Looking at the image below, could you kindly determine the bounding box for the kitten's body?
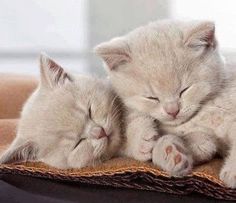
[119,109,158,161]
[162,72,235,147]
[154,62,236,187]
[0,54,157,169]
[95,20,236,188]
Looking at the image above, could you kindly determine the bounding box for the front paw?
[152,135,193,176]
[133,133,158,162]
[184,132,217,163]
[220,165,236,188]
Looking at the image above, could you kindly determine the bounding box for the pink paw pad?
[165,145,173,155]
[174,154,182,165]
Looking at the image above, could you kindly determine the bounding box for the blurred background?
[1,0,236,76]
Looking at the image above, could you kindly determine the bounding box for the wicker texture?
[0,158,235,200]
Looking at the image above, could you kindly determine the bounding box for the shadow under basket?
[0,157,235,200]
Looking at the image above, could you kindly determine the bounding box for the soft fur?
[95,20,236,188]
[0,54,124,169]
[0,54,157,169]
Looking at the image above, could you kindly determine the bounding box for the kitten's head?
[0,54,123,169]
[95,20,224,126]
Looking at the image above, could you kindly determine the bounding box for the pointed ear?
[94,38,131,70]
[39,53,73,89]
[183,21,216,49]
[0,141,38,164]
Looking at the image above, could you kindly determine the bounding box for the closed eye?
[180,86,190,97]
[146,96,160,102]
[88,106,92,119]
[73,138,86,149]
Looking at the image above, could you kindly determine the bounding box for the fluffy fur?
[0,54,157,169]
[0,54,123,169]
[95,20,236,188]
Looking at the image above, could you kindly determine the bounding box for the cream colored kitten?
[119,109,158,162]
[0,54,157,168]
[95,20,236,188]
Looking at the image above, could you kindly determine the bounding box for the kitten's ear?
[94,38,131,70]
[0,141,38,164]
[183,21,216,48]
[39,53,73,89]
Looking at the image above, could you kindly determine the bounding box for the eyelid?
[146,96,160,102]
[180,86,190,97]
[88,106,92,119]
[73,138,86,149]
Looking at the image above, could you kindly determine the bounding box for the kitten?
[0,54,157,169]
[95,20,236,188]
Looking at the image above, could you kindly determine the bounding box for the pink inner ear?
[202,29,215,47]
[184,22,216,48]
[49,60,63,82]
[95,39,131,70]
[48,59,72,84]
[48,60,60,72]
[103,53,131,70]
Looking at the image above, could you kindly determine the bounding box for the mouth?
[170,116,177,120]
[103,126,113,138]
[162,117,182,126]
[107,132,113,140]
[165,116,178,122]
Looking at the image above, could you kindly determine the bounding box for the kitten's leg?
[120,112,159,161]
[219,124,236,188]
[219,141,236,188]
[152,134,193,176]
[182,132,218,164]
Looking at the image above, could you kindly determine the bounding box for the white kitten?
[0,54,157,169]
[0,54,123,169]
[95,20,236,188]
[119,109,159,162]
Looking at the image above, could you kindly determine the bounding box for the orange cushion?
[0,73,38,119]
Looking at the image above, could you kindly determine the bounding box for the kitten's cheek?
[91,138,108,157]
[67,142,94,168]
[151,107,167,121]
[151,112,160,120]
[177,105,197,123]
[125,99,154,114]
[185,85,210,104]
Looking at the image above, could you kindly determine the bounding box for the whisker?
[111,109,123,122]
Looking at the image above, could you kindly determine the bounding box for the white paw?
[220,165,236,188]
[184,132,217,163]
[152,135,193,176]
[133,133,158,162]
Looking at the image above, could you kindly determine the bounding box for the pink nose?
[97,128,107,139]
[164,102,180,118]
[166,109,179,117]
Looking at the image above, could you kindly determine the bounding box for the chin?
[162,119,184,126]
[156,114,194,126]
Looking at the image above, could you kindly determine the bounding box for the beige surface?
[0,73,38,119]
[0,74,37,156]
